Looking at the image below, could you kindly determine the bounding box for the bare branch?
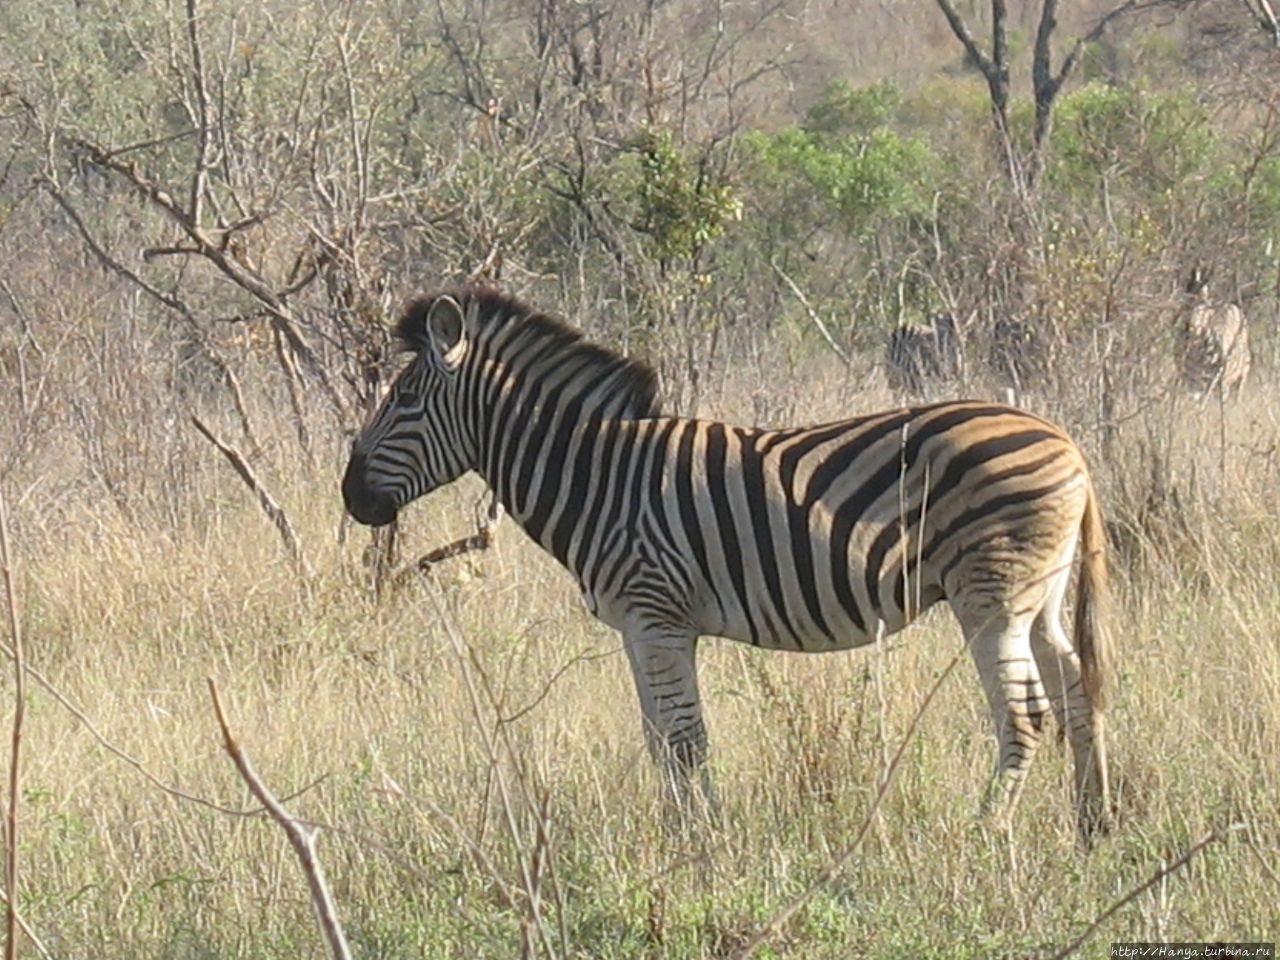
[68,136,321,369]
[40,175,265,452]
[208,680,351,960]
[1052,1,1148,101]
[1045,824,1244,959]
[992,0,1010,80]
[184,0,215,224]
[933,0,995,75]
[39,175,197,321]
[1242,0,1280,44]
[189,414,311,577]
[0,490,26,960]
[498,648,619,726]
[141,244,203,261]
[770,259,850,363]
[0,889,50,960]
[934,0,1015,177]
[1030,0,1154,178]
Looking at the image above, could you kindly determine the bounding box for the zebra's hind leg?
[961,607,1049,835]
[621,625,718,824]
[1030,573,1113,845]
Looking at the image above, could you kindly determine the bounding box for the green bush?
[802,79,901,137]
[1049,82,1214,210]
[744,111,939,241]
[605,130,742,265]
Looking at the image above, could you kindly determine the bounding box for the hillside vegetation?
[0,0,1278,957]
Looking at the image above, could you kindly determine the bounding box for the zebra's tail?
[1073,479,1112,712]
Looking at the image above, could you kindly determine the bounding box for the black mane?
[396,286,662,418]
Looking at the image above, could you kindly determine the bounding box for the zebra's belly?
[691,580,946,653]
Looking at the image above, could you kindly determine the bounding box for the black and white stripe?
[343,288,1114,840]
[884,312,963,399]
[1177,270,1250,401]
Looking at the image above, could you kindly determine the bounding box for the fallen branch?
[207,679,351,960]
[190,414,310,578]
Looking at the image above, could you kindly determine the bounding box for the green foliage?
[745,101,939,241]
[803,79,901,136]
[608,130,742,264]
[1239,153,1280,246]
[1049,82,1214,205]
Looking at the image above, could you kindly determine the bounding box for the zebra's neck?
[462,311,660,559]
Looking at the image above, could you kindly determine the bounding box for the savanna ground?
[3,0,1280,956]
[5,359,1279,959]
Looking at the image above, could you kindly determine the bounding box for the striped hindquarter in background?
[884,311,962,400]
[1178,301,1250,401]
[1176,268,1251,401]
[342,288,1114,841]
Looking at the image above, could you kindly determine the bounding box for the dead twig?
[0,489,26,960]
[769,259,850,363]
[498,647,620,726]
[0,889,50,960]
[387,496,503,590]
[1241,0,1280,44]
[1044,824,1244,960]
[729,643,965,960]
[190,414,310,578]
[207,680,351,960]
[0,633,324,817]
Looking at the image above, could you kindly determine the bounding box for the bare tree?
[933,0,1160,191]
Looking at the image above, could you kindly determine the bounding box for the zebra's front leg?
[622,625,718,822]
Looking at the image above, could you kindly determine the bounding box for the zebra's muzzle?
[342,453,398,527]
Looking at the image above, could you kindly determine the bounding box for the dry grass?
[2,368,1279,960]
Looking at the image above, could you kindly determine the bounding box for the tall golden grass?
[2,365,1278,959]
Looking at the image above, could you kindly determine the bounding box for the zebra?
[1176,269,1250,402]
[988,316,1043,399]
[884,312,962,399]
[342,288,1114,841]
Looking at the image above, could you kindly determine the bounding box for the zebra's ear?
[426,295,467,371]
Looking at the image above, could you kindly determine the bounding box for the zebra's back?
[585,401,1090,652]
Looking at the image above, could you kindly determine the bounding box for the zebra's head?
[342,293,476,527]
